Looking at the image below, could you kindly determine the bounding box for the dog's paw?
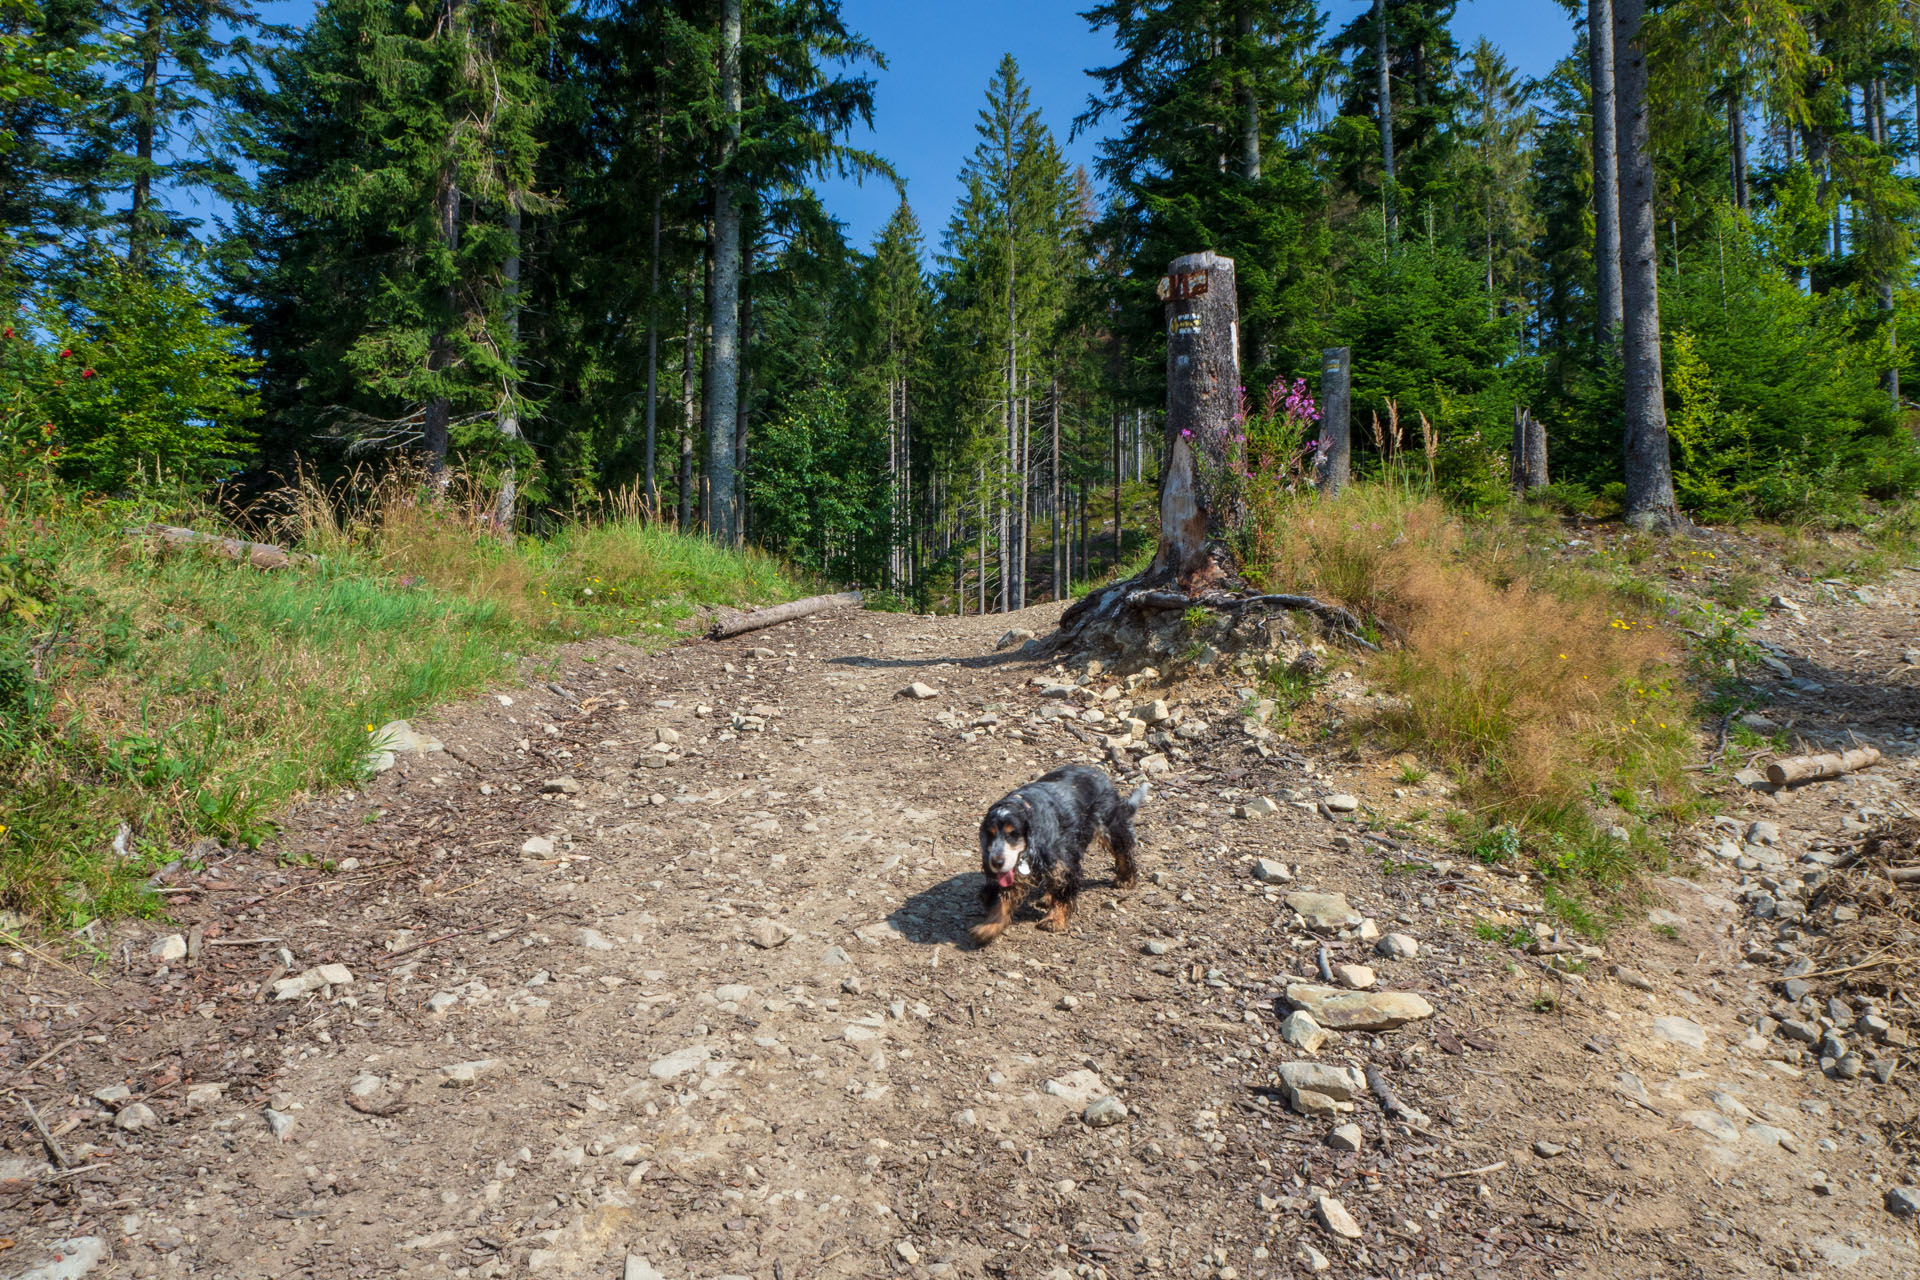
[1035,910,1070,933]
[968,921,1005,947]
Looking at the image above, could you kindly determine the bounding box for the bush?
[2,250,257,491]
[1661,210,1920,518]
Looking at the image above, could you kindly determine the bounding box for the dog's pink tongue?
[996,871,1017,888]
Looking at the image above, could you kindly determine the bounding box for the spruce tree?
[244,0,550,477]
[1079,0,1330,389]
[0,0,108,283]
[95,0,276,269]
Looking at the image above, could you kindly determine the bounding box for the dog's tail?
[1123,781,1149,816]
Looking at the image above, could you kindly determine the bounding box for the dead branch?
[21,1096,72,1169]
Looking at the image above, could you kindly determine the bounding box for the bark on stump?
[1317,347,1351,496]
[1510,408,1548,494]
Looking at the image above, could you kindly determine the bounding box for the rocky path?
[4,577,1919,1280]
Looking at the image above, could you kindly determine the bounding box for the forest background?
[4,0,1919,611]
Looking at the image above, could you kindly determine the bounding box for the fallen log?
[136,524,312,570]
[1765,746,1881,788]
[708,590,863,640]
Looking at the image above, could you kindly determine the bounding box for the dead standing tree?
[1051,250,1370,665]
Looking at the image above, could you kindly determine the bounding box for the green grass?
[1,473,806,927]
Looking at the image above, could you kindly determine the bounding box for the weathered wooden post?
[1317,347,1351,495]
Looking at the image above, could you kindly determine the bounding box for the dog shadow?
[887,874,987,946]
[889,873,1120,946]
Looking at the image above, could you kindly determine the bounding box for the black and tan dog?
[970,764,1146,946]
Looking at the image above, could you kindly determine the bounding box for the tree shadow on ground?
[826,648,1039,672]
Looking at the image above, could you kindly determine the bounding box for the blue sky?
[815,0,1579,252]
[241,1,1577,251]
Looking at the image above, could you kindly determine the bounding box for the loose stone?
[1327,1123,1363,1152]
[1315,1195,1363,1239]
[1376,932,1419,960]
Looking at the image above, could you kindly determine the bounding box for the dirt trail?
[4,574,1919,1280]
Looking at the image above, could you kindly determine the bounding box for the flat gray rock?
[1327,1123,1363,1152]
[1376,932,1418,959]
[1276,1061,1366,1101]
[440,1058,504,1085]
[1680,1109,1741,1144]
[1285,984,1434,1031]
[1285,892,1360,930]
[648,1045,712,1080]
[1649,1015,1710,1051]
[1279,1010,1329,1053]
[1316,1195,1363,1239]
[11,1237,107,1280]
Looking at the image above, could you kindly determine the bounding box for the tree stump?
[1511,408,1549,494]
[1316,347,1351,495]
[1051,252,1371,670]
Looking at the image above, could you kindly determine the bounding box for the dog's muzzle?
[987,837,1026,888]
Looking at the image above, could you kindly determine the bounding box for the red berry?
[81,368,95,378]
[2,326,13,338]
[57,348,71,358]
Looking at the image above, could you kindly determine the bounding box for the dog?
[970,764,1146,946]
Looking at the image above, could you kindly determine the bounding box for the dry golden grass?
[1244,485,1696,918]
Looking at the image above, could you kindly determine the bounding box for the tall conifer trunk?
[734,221,753,547]
[129,2,162,269]
[679,270,698,531]
[1612,0,1680,531]
[1375,0,1395,233]
[705,0,744,545]
[1588,0,1623,342]
[1237,5,1260,180]
[643,130,663,515]
[1728,82,1748,211]
[1051,378,1062,600]
[494,197,523,532]
[422,0,469,474]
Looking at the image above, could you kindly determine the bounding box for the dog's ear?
[1026,799,1059,860]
